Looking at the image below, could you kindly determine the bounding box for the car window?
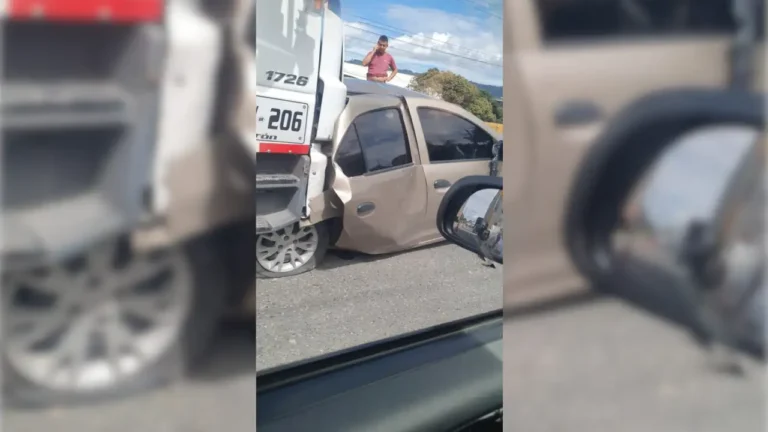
[335,124,367,178]
[418,108,494,163]
[335,108,412,176]
[537,0,736,43]
[354,108,412,173]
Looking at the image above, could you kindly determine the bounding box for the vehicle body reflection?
[439,176,503,265]
[613,124,764,355]
[453,188,503,263]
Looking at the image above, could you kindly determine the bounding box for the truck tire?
[2,234,227,408]
[256,222,329,279]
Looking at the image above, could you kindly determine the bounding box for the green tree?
[441,73,478,107]
[408,68,444,96]
[466,96,496,123]
[491,100,503,123]
[479,90,494,100]
[409,69,499,122]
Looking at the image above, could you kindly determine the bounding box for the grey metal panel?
[2,22,165,263]
[255,154,311,234]
[3,193,129,271]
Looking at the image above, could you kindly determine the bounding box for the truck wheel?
[256,222,329,279]
[2,235,226,408]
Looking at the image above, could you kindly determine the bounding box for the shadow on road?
[317,241,454,271]
[505,289,602,320]
[504,257,763,360]
[504,272,699,334]
[189,319,255,382]
[504,260,700,332]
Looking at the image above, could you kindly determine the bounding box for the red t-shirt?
[367,52,396,78]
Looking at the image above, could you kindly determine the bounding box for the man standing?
[363,35,398,83]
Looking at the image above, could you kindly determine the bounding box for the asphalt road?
[504,267,765,432]
[3,323,257,432]
[5,242,762,431]
[256,242,503,370]
[505,291,764,432]
[258,243,763,431]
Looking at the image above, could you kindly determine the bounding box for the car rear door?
[330,96,433,254]
[505,0,758,287]
[405,98,503,242]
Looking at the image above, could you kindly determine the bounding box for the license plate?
[256,96,309,145]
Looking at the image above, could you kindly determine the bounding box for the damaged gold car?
[256,79,503,278]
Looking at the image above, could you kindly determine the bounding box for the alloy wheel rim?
[256,225,319,273]
[3,239,192,392]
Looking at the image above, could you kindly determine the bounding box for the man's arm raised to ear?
[362,45,377,66]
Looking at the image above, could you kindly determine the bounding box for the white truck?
[254,0,346,255]
[2,0,257,406]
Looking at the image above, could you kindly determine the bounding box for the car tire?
[2,234,228,409]
[256,222,329,279]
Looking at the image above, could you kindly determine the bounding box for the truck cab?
[1,0,257,407]
[255,0,347,234]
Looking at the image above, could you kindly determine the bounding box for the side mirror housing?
[436,176,503,264]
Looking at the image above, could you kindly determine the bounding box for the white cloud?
[344,5,502,86]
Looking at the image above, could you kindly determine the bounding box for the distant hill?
[473,82,502,99]
[347,58,501,98]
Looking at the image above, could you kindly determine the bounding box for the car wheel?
[256,222,329,279]
[2,235,226,408]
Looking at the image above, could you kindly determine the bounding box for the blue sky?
[341,0,502,85]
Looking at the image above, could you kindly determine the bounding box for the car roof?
[343,77,501,141]
[344,77,435,100]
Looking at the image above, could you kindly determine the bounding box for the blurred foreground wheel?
[3,235,226,408]
[256,222,329,279]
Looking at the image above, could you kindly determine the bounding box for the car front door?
[505,0,759,291]
[330,96,432,254]
[405,98,503,243]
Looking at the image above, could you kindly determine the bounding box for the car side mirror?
[563,89,764,359]
[436,176,503,264]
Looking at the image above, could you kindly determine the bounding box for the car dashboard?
[257,310,503,432]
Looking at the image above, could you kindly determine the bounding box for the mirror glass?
[613,125,764,352]
[453,188,503,263]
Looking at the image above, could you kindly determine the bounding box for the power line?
[345,35,503,87]
[345,35,424,57]
[344,12,500,59]
[345,35,461,70]
[457,0,502,19]
[346,28,501,68]
[345,25,502,68]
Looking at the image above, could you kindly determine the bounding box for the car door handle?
[554,100,603,126]
[434,179,451,189]
[357,202,375,215]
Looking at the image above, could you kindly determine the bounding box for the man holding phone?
[362,35,398,83]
